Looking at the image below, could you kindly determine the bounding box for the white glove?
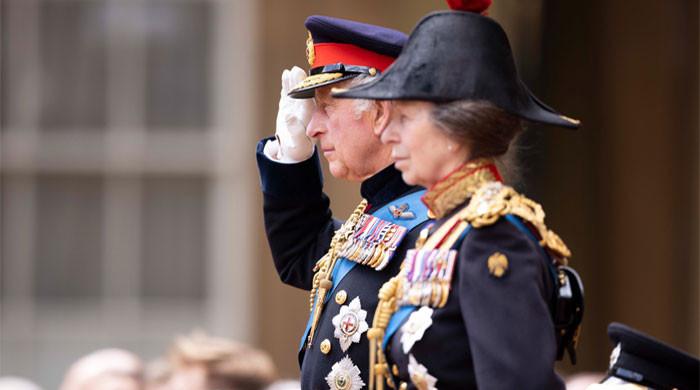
[263,66,315,163]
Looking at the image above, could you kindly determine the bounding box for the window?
[1,1,254,386]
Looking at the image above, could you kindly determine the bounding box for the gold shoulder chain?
[306,199,368,348]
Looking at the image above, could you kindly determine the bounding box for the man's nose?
[380,124,398,145]
[306,111,325,138]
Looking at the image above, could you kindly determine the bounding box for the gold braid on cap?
[305,31,315,66]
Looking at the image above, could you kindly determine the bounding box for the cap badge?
[487,252,509,278]
[408,354,438,390]
[325,356,365,390]
[400,306,434,353]
[389,203,416,220]
[306,31,315,66]
[609,342,621,369]
[332,297,369,352]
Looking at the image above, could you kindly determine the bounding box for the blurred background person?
[264,380,300,390]
[143,359,171,390]
[0,377,43,390]
[60,348,143,390]
[163,331,277,390]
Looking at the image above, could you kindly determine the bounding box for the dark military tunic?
[256,138,429,389]
[375,162,566,390]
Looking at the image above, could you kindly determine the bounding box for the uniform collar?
[421,159,502,219]
[361,164,418,210]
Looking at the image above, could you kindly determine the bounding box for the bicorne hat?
[332,11,580,129]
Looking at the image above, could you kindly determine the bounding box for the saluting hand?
[264,66,315,163]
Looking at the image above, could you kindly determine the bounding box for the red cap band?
[312,43,396,71]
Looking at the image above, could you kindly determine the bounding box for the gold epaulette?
[457,182,571,262]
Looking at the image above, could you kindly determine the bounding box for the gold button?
[399,382,408,390]
[369,67,377,76]
[335,290,347,305]
[392,364,400,376]
[320,339,331,354]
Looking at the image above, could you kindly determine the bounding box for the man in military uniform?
[256,16,431,389]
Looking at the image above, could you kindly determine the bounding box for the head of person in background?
[143,358,171,390]
[0,376,43,390]
[333,4,580,189]
[164,331,277,390]
[263,15,407,181]
[586,322,699,390]
[60,348,143,390]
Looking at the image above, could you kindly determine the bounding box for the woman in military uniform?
[333,3,583,389]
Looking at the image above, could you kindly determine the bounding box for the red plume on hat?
[446,0,492,14]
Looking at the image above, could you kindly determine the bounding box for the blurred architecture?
[2,0,257,386]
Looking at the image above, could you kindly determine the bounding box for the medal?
[332,297,369,352]
[325,356,365,390]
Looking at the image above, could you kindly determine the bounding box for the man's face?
[305,83,391,181]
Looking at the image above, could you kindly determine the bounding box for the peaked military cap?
[288,15,408,99]
[333,10,581,129]
[605,322,699,390]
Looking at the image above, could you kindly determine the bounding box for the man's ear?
[371,100,393,137]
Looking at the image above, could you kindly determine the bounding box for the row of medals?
[399,247,457,308]
[338,213,407,270]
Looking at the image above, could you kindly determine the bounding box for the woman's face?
[379,101,469,188]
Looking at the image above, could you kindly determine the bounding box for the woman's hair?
[430,100,524,183]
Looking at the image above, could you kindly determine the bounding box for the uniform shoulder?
[457,181,571,261]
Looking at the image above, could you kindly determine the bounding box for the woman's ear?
[372,100,393,137]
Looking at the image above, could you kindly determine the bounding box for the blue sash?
[299,190,429,351]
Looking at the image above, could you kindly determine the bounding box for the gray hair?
[346,75,376,119]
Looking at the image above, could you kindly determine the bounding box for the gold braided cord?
[368,274,401,390]
[306,199,368,347]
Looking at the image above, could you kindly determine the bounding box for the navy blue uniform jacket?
[256,139,428,389]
